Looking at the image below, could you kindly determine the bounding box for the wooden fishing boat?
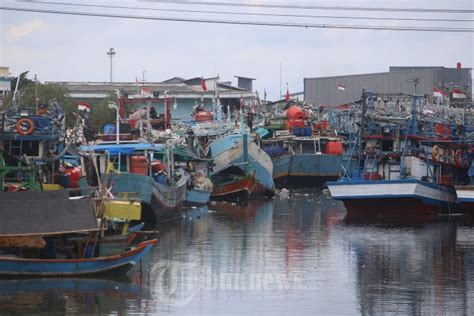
[327,91,467,221]
[211,172,256,204]
[0,190,157,277]
[0,240,157,276]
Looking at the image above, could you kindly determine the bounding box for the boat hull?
[211,174,256,204]
[327,179,462,220]
[0,240,156,277]
[100,173,187,221]
[185,188,211,206]
[211,134,275,195]
[456,186,474,214]
[272,154,341,186]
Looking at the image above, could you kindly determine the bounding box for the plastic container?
[319,120,329,131]
[286,119,305,130]
[130,156,149,175]
[287,106,308,120]
[325,141,343,155]
[195,111,214,122]
[305,127,312,136]
[64,167,81,188]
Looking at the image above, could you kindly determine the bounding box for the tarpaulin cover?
[0,190,69,201]
[0,198,99,236]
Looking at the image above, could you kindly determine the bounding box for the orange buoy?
[16,118,35,135]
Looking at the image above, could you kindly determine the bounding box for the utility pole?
[107,48,116,82]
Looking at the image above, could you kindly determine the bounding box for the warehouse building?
[48,76,257,119]
[304,65,472,106]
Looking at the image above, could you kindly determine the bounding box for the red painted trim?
[0,239,157,263]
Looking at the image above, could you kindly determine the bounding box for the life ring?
[16,118,35,135]
[454,150,463,166]
[432,145,440,161]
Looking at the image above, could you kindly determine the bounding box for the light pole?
[107,48,116,82]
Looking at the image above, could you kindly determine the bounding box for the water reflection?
[2,189,474,314]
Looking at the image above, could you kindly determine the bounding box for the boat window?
[4,140,40,157]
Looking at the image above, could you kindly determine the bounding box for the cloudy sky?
[1,0,473,99]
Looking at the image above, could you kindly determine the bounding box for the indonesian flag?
[78,101,91,112]
[201,77,207,92]
[452,88,467,99]
[285,85,290,102]
[140,86,153,98]
[433,86,447,98]
[337,83,346,91]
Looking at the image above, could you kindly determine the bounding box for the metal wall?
[304,68,472,105]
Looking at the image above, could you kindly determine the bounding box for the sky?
[1,0,473,100]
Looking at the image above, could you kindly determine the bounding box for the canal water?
[2,189,474,315]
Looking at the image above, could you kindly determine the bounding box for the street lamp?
[107,48,116,82]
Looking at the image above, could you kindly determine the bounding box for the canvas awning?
[0,190,69,201]
[0,196,99,237]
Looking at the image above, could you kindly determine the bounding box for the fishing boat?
[0,98,71,190]
[0,190,157,276]
[327,91,466,220]
[187,97,275,198]
[79,142,191,221]
[185,170,213,206]
[208,131,274,196]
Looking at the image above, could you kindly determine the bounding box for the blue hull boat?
[185,188,211,206]
[272,154,341,185]
[210,132,275,196]
[0,240,157,277]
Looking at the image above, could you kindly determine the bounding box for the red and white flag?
[337,83,346,91]
[201,77,208,92]
[78,101,91,112]
[452,88,466,99]
[285,85,290,102]
[432,86,447,98]
[140,86,152,98]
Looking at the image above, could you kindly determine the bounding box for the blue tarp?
[80,143,165,156]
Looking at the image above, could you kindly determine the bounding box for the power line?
[138,0,474,14]
[2,6,473,32]
[22,1,474,23]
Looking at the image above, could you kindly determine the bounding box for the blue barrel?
[305,127,312,136]
[103,124,116,135]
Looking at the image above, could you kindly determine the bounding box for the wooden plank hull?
[0,240,157,277]
[211,173,256,204]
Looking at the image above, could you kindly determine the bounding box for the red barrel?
[130,156,149,175]
[64,167,82,188]
[325,141,343,155]
[319,120,329,131]
[285,119,305,130]
[287,106,307,120]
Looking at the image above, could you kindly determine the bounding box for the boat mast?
[356,90,369,178]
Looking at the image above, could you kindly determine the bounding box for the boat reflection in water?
[3,190,474,314]
[0,277,144,314]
